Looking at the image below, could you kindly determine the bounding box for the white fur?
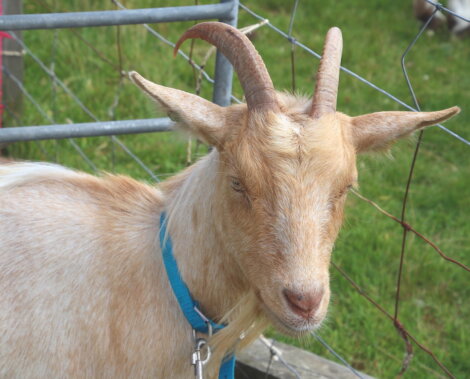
[0,162,78,190]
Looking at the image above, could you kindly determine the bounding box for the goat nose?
[283,288,324,318]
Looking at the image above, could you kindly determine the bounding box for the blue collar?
[159,212,235,379]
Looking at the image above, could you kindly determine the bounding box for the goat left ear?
[130,71,228,148]
[350,106,460,152]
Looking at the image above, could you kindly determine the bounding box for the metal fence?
[0,0,237,144]
[1,0,469,378]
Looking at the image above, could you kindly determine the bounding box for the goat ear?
[350,107,460,152]
[130,71,228,147]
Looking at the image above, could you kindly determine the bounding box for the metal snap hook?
[191,337,211,379]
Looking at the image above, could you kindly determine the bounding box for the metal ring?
[196,338,212,365]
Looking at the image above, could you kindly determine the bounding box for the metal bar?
[212,0,239,106]
[0,3,234,31]
[0,118,174,143]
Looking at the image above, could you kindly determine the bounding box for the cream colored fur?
[0,84,459,378]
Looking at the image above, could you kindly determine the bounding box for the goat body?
[0,164,193,377]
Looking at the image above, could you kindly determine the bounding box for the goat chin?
[260,302,323,337]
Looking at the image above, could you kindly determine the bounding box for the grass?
[4,0,469,378]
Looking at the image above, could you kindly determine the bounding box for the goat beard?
[208,290,270,366]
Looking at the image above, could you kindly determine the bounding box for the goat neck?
[160,153,249,323]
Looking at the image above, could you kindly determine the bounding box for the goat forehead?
[227,113,354,183]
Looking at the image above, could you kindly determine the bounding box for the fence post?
[2,0,23,123]
[212,0,239,106]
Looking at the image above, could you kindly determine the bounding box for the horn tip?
[173,22,221,57]
[327,26,343,40]
[128,71,152,92]
[128,71,141,84]
[173,35,186,57]
[446,106,461,117]
[451,105,461,114]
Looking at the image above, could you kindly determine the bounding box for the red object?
[0,0,3,129]
[0,0,13,128]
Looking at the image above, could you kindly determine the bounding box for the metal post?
[212,0,239,106]
[2,0,22,120]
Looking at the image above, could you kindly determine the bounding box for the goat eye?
[230,177,244,192]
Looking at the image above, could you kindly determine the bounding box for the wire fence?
[1,1,469,378]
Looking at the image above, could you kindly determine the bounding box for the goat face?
[215,110,356,334]
[131,23,459,335]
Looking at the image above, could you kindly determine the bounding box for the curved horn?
[174,22,279,113]
[310,27,343,119]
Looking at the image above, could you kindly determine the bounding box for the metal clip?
[191,337,211,379]
[193,305,213,338]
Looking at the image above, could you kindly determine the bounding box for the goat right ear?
[130,71,228,148]
[349,106,460,152]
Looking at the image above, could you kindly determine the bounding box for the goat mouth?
[260,301,320,337]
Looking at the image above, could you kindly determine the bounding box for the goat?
[413,0,470,36]
[0,22,459,378]
[413,0,448,29]
[448,0,470,35]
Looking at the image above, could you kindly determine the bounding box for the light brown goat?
[0,23,459,378]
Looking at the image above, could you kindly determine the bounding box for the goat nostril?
[283,288,323,317]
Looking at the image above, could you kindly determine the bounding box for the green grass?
[4,1,470,378]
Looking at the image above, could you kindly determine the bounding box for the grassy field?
[4,0,469,378]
